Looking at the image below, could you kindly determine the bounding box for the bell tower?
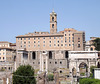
[50,10,57,34]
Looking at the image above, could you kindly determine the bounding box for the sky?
[0,0,100,43]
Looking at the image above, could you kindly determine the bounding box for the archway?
[79,62,88,76]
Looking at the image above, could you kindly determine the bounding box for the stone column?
[28,51,30,60]
[41,54,44,72]
[40,51,42,72]
[45,54,48,72]
[77,61,80,76]
[88,59,90,76]
[21,52,23,65]
[31,51,32,60]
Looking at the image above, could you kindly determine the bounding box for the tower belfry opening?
[50,10,57,34]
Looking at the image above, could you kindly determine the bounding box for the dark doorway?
[49,51,52,59]
[65,51,68,58]
[97,62,100,68]
[32,52,36,59]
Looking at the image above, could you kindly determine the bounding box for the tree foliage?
[90,66,97,78]
[93,38,100,51]
[13,65,36,84]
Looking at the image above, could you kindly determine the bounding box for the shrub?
[79,78,100,84]
[47,74,54,81]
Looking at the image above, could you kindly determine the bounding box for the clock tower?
[50,10,57,34]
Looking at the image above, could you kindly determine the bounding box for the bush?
[47,74,54,81]
[80,73,85,76]
[79,78,100,84]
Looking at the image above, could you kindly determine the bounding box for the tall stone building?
[16,11,86,74]
[0,41,16,84]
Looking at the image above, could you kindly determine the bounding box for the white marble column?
[21,53,23,64]
[45,54,48,72]
[40,51,42,72]
[41,54,44,72]
[88,59,90,76]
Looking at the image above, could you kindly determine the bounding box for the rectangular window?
[43,37,45,39]
[43,45,45,47]
[28,38,30,40]
[49,37,51,39]
[24,38,26,40]
[21,38,22,40]
[78,38,80,42]
[61,40,63,43]
[78,44,80,48]
[49,41,51,43]
[65,44,67,46]
[43,41,45,43]
[61,44,63,46]
[69,44,71,46]
[24,42,26,44]
[54,37,56,39]
[65,37,67,40]
[24,45,26,48]
[49,44,51,47]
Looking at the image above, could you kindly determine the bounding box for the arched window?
[65,51,68,58]
[32,52,36,59]
[52,24,54,28]
[52,17,54,21]
[49,51,52,59]
[91,48,93,51]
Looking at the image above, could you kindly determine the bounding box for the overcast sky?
[0,0,100,43]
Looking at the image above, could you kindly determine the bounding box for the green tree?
[13,65,36,84]
[90,66,97,78]
[93,38,100,51]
